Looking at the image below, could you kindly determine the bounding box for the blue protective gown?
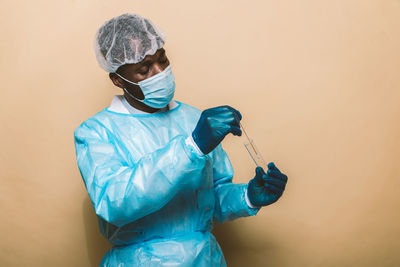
[74,101,260,266]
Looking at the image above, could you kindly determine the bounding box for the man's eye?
[140,67,149,75]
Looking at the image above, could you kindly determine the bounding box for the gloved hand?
[192,105,242,155]
[248,162,288,207]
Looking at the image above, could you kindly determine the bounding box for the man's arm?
[211,145,260,223]
[74,120,206,227]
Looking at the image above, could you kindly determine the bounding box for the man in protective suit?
[74,13,288,266]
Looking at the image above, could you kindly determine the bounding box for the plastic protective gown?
[74,101,260,266]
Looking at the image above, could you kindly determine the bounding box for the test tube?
[240,122,267,168]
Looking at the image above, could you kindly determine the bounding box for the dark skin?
[109,48,170,113]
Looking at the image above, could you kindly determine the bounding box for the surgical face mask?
[115,65,176,109]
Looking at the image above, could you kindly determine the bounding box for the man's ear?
[109,73,124,89]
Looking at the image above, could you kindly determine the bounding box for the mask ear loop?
[114,72,140,85]
[122,87,143,102]
[114,73,143,101]
[115,65,172,86]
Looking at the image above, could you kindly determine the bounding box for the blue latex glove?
[192,105,242,155]
[248,162,288,207]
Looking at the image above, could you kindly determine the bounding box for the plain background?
[1,0,399,266]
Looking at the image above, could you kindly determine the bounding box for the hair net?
[94,13,166,73]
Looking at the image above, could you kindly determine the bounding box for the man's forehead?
[138,48,165,65]
[117,48,165,73]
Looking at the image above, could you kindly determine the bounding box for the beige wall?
[1,0,399,266]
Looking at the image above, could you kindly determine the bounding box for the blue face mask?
[115,65,176,109]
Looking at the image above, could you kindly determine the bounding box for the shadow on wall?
[82,196,112,267]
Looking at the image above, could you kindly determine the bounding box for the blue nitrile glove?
[248,162,288,207]
[192,105,242,155]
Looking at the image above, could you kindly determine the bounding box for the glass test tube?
[240,122,267,168]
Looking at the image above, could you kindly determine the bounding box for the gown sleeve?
[74,120,207,227]
[212,144,260,223]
